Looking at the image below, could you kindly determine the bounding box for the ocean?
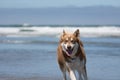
[0,25,120,80]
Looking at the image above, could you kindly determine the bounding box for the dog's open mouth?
[66,48,74,56]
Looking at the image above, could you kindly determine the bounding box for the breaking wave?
[0,25,120,37]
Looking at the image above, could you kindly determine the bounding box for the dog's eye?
[71,40,75,43]
[71,40,73,42]
[65,40,68,43]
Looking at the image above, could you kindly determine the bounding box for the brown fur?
[57,29,87,80]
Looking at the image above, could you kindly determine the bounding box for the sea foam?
[0,26,120,37]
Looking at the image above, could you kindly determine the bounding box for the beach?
[0,25,120,80]
[0,75,61,80]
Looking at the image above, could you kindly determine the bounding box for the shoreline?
[0,75,61,80]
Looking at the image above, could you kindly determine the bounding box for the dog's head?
[60,29,80,57]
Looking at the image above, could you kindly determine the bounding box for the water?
[0,25,120,37]
[0,25,120,80]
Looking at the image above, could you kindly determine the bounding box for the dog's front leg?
[78,71,82,80]
[82,67,88,80]
[62,70,67,80]
[78,67,88,80]
[69,69,76,80]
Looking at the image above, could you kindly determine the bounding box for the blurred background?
[0,0,120,80]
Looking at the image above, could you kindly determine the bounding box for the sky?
[0,0,120,8]
[0,0,120,25]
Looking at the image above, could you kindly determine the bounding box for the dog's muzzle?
[66,46,74,55]
[61,43,72,56]
[61,42,79,57]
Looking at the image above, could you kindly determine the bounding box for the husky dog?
[57,29,88,80]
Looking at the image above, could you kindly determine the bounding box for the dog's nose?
[67,46,72,50]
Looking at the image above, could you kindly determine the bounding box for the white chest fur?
[66,58,87,80]
[66,57,85,70]
[65,57,86,80]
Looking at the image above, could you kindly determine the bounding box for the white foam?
[0,26,120,37]
[0,27,19,33]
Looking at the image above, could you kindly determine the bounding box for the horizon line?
[0,5,120,9]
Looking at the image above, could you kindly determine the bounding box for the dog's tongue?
[67,49,72,54]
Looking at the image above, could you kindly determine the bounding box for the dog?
[57,29,88,80]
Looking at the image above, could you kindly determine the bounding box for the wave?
[0,40,57,44]
[0,26,120,37]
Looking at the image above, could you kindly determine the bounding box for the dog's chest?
[66,57,85,70]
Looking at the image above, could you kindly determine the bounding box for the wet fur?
[57,29,88,80]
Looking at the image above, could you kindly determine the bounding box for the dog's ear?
[60,30,66,42]
[74,29,79,37]
[62,29,66,36]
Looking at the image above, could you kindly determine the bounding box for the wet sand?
[0,75,61,80]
